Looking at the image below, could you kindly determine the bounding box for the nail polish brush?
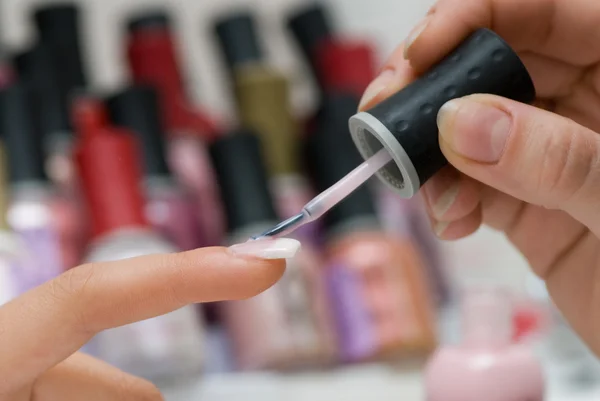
[253,28,536,242]
[252,148,391,240]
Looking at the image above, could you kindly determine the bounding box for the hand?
[0,247,285,400]
[359,0,600,354]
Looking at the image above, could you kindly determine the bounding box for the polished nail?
[438,98,512,163]
[229,238,301,260]
[358,69,396,110]
[434,221,449,237]
[403,18,430,59]
[426,182,460,219]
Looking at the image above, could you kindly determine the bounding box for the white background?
[0,0,539,399]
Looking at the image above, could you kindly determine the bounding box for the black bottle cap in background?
[214,12,263,71]
[106,85,171,179]
[33,3,87,90]
[349,28,535,198]
[210,131,277,234]
[0,83,48,183]
[305,93,378,232]
[127,10,171,33]
[14,44,72,137]
[287,3,333,65]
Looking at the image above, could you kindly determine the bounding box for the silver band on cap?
[349,111,420,198]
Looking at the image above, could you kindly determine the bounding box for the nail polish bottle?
[1,84,68,292]
[126,11,225,246]
[425,287,545,401]
[210,131,332,370]
[14,44,88,269]
[107,85,204,251]
[306,93,437,362]
[214,12,318,243]
[0,141,23,305]
[287,3,376,97]
[74,98,205,382]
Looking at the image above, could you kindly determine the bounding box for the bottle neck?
[461,287,513,349]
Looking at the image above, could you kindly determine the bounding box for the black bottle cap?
[106,85,171,179]
[0,83,47,183]
[127,10,170,33]
[349,28,536,198]
[210,131,277,234]
[33,3,87,90]
[14,44,72,137]
[306,93,378,232]
[287,3,333,63]
[214,12,263,71]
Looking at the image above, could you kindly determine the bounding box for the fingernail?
[403,18,430,59]
[434,221,449,237]
[438,98,512,163]
[425,182,460,219]
[358,69,396,110]
[229,238,301,260]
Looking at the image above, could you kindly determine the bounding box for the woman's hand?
[0,247,285,400]
[360,0,600,354]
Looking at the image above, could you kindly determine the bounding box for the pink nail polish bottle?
[125,11,225,247]
[425,287,545,401]
[106,85,205,251]
[211,131,332,370]
[74,98,205,382]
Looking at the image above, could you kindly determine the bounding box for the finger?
[32,353,163,401]
[0,247,285,393]
[404,0,600,71]
[421,166,480,222]
[431,206,482,240]
[437,94,600,235]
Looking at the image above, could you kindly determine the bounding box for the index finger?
[0,247,285,394]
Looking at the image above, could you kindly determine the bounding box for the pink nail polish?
[126,11,226,247]
[74,98,205,382]
[425,288,545,401]
[211,131,333,370]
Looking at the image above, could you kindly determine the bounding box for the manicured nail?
[403,18,430,59]
[425,182,460,219]
[229,238,301,260]
[434,221,449,237]
[358,69,396,110]
[438,98,512,163]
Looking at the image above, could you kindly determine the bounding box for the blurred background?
[0,0,598,400]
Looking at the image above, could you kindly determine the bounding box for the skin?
[0,248,285,400]
[359,0,600,355]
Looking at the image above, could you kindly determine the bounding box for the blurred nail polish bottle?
[287,3,376,98]
[0,141,23,305]
[210,131,332,370]
[125,11,225,246]
[425,287,545,401]
[214,12,319,244]
[31,3,88,189]
[106,85,204,251]
[0,84,69,292]
[14,44,88,269]
[74,98,205,382]
[305,93,437,362]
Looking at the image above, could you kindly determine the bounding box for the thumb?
[437,94,600,234]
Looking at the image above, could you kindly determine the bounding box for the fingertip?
[422,168,481,222]
[434,207,482,240]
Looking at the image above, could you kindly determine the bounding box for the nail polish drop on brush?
[126,10,225,246]
[211,131,333,370]
[106,85,205,251]
[73,98,205,382]
[425,288,545,401]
